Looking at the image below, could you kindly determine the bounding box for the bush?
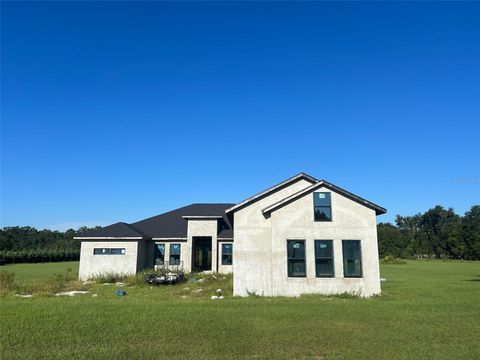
[90,272,129,284]
[18,269,78,295]
[0,270,15,294]
[380,256,407,265]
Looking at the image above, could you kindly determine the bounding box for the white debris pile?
[211,288,224,300]
[15,294,34,298]
[55,291,90,297]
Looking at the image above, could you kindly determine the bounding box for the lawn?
[1,261,78,285]
[1,260,479,359]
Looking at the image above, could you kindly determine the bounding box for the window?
[222,244,233,265]
[93,248,125,255]
[93,248,109,255]
[287,240,306,277]
[110,248,125,255]
[170,244,181,265]
[315,240,334,277]
[313,192,332,221]
[154,243,165,265]
[342,240,362,277]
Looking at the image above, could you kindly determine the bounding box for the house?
[75,172,386,297]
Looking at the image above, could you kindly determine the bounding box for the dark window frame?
[314,240,334,278]
[110,248,125,255]
[313,192,332,222]
[287,240,306,278]
[170,243,181,265]
[154,243,165,265]
[221,243,233,265]
[342,240,363,278]
[93,248,125,255]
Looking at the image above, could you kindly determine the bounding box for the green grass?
[1,261,79,285]
[1,260,479,359]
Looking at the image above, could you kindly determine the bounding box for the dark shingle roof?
[75,203,235,239]
[79,222,146,238]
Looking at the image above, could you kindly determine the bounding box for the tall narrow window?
[342,240,362,278]
[222,244,233,265]
[154,243,165,265]
[287,240,306,277]
[315,240,334,277]
[170,244,181,265]
[313,192,332,221]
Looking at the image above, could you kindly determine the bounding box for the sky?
[1,1,479,230]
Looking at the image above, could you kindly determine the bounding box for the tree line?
[1,205,479,264]
[378,205,480,260]
[0,226,99,264]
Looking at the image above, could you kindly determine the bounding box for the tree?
[463,206,480,260]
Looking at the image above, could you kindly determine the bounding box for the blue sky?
[1,1,479,230]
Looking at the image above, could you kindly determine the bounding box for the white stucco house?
[75,173,386,297]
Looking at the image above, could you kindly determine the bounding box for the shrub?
[0,270,15,294]
[90,272,129,284]
[380,256,407,265]
[18,269,78,295]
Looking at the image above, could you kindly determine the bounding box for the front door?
[192,237,212,272]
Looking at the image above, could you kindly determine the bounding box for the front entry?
[192,237,212,272]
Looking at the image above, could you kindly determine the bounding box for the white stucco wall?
[78,240,141,280]
[233,178,314,296]
[233,184,381,297]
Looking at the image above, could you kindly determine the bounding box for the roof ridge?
[262,180,386,215]
[225,172,318,213]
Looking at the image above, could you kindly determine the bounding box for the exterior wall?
[217,241,234,274]
[269,186,380,297]
[186,219,218,272]
[233,179,314,296]
[78,240,140,280]
[233,184,381,297]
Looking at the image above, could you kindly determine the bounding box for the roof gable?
[225,172,318,214]
[262,180,387,216]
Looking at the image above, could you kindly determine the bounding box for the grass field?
[1,260,479,359]
[1,261,79,285]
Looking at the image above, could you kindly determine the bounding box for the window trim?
[314,240,334,278]
[287,239,306,278]
[313,192,332,222]
[221,243,233,266]
[342,240,363,278]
